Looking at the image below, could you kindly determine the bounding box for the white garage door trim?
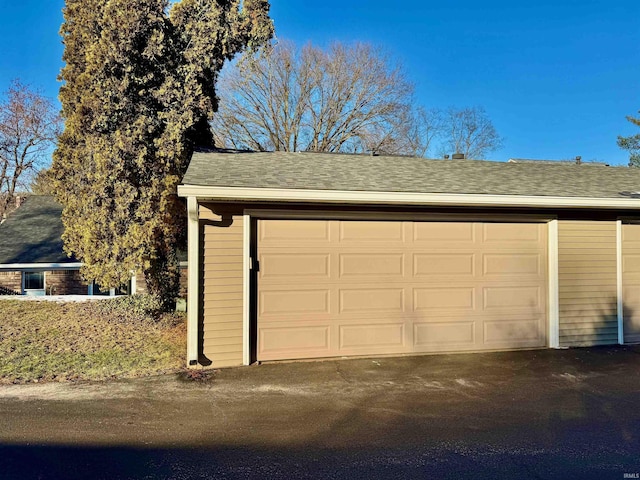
[548,218,560,349]
[617,219,624,345]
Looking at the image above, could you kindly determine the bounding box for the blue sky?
[1,0,638,164]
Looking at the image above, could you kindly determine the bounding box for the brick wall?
[46,270,88,295]
[1,267,187,297]
[0,271,21,294]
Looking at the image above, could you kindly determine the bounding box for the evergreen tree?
[52,0,273,306]
[618,112,640,167]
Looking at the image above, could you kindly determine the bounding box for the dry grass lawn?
[0,297,186,384]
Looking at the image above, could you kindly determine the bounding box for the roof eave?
[0,262,83,272]
[177,185,640,210]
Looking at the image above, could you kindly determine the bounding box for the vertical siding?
[200,206,244,367]
[558,221,618,346]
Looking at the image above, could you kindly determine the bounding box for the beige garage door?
[622,224,640,344]
[257,220,548,361]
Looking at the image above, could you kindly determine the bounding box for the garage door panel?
[258,220,547,361]
[623,255,640,275]
[623,225,640,242]
[260,219,331,243]
[483,286,543,310]
[260,289,331,316]
[260,253,330,279]
[483,223,543,244]
[622,309,640,333]
[413,253,475,277]
[622,288,640,306]
[483,319,543,344]
[339,221,405,242]
[339,253,405,277]
[339,288,405,313]
[413,222,475,243]
[483,253,543,277]
[339,323,406,350]
[623,224,640,343]
[413,287,476,311]
[259,326,330,358]
[414,321,476,347]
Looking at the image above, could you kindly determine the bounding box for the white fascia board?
[178,185,640,210]
[0,263,83,271]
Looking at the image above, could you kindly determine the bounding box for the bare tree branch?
[0,80,62,216]
[210,41,504,161]
[438,106,504,159]
[211,41,416,155]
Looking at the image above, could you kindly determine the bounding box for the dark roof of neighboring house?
[0,195,74,264]
[0,195,188,266]
[182,150,640,199]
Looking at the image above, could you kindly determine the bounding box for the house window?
[90,278,133,296]
[91,281,112,296]
[23,271,45,295]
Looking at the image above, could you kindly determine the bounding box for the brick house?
[0,196,86,295]
[0,195,187,297]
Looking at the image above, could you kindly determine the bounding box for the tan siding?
[201,207,244,368]
[558,221,618,347]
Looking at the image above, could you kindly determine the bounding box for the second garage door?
[622,223,640,344]
[257,220,548,361]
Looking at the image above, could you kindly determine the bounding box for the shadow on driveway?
[2,442,638,480]
[2,346,640,479]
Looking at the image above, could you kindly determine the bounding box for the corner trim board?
[617,220,624,345]
[186,196,200,366]
[243,212,250,366]
[548,219,560,348]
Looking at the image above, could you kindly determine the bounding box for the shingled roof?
[0,195,74,265]
[182,151,640,199]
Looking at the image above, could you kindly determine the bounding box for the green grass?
[0,297,186,384]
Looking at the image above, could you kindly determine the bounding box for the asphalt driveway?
[1,346,640,479]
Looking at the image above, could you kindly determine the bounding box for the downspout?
[187,196,200,367]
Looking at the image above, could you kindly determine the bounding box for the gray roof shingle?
[0,195,74,265]
[0,196,188,265]
[182,151,640,199]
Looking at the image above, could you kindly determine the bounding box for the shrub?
[93,294,164,324]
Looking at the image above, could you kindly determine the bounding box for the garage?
[179,151,640,368]
[257,219,548,361]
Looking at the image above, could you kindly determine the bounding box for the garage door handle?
[250,258,260,272]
